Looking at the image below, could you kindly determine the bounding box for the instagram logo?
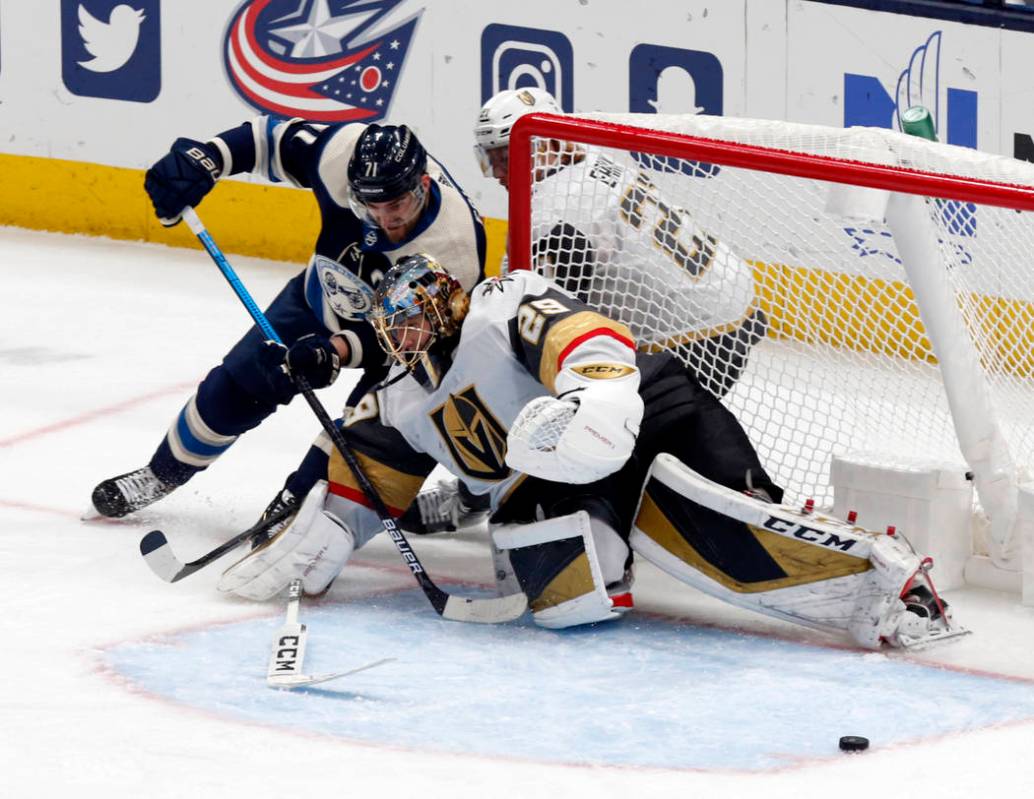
[480,24,573,110]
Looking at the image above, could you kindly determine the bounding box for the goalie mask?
[370,254,469,383]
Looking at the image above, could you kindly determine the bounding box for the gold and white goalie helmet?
[473,87,561,178]
[370,254,469,370]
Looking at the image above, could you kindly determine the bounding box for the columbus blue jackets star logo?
[223,0,422,122]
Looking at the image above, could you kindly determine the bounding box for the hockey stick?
[139,501,297,583]
[179,207,527,624]
[267,579,395,689]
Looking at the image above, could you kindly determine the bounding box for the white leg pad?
[489,541,521,598]
[218,480,355,600]
[533,589,621,629]
[847,533,923,649]
[492,511,629,629]
[631,454,964,648]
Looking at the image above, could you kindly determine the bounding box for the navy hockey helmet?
[370,253,468,369]
[347,124,428,204]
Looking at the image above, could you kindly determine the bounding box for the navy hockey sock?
[148,439,204,487]
[283,443,332,499]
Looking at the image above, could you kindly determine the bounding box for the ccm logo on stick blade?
[761,516,857,552]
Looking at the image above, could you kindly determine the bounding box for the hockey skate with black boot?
[86,466,179,519]
[250,487,299,550]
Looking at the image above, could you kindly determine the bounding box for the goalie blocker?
[632,454,966,649]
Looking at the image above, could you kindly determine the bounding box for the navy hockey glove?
[144,138,223,226]
[255,340,297,406]
[286,334,341,389]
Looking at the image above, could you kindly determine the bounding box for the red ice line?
[0,380,197,447]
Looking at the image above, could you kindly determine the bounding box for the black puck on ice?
[838,735,869,752]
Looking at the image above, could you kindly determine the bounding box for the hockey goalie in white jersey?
[474,87,767,399]
[218,254,963,649]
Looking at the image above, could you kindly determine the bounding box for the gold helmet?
[370,253,469,369]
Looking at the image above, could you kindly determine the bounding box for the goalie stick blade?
[441,591,528,624]
[139,530,193,583]
[266,657,396,690]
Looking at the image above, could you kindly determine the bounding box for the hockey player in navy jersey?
[216,254,962,649]
[87,118,486,531]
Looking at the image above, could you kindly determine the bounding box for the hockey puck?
[838,735,869,752]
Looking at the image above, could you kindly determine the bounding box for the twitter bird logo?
[77,3,145,73]
[61,0,161,102]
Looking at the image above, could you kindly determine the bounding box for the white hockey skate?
[413,478,490,533]
[854,550,968,650]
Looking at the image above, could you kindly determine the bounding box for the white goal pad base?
[831,452,973,591]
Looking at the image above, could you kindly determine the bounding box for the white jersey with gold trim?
[323,270,639,543]
[531,149,757,344]
[381,270,636,506]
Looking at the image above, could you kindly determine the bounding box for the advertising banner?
[0,1,1029,260]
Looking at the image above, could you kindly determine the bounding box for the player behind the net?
[86,116,487,538]
[216,253,962,650]
[474,87,768,400]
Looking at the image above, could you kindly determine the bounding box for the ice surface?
[105,588,1034,772]
[2,227,1034,797]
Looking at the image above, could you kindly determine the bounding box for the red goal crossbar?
[506,113,1034,270]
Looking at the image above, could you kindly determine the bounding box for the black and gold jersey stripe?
[328,409,437,517]
[507,287,636,393]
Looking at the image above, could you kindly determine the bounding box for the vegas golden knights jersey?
[323,270,637,543]
[531,149,758,347]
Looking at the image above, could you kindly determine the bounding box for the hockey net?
[505,112,1034,579]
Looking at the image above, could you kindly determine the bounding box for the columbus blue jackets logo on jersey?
[430,386,510,481]
[223,0,421,122]
[314,255,375,319]
[305,245,388,321]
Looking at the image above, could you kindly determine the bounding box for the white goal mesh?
[506,113,1034,551]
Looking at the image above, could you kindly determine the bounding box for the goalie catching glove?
[506,362,643,484]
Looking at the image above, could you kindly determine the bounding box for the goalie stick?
[267,579,395,689]
[177,207,528,625]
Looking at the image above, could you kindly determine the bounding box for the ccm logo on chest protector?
[761,516,857,552]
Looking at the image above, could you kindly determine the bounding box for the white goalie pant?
[492,510,631,629]
[630,454,940,649]
[218,480,355,601]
